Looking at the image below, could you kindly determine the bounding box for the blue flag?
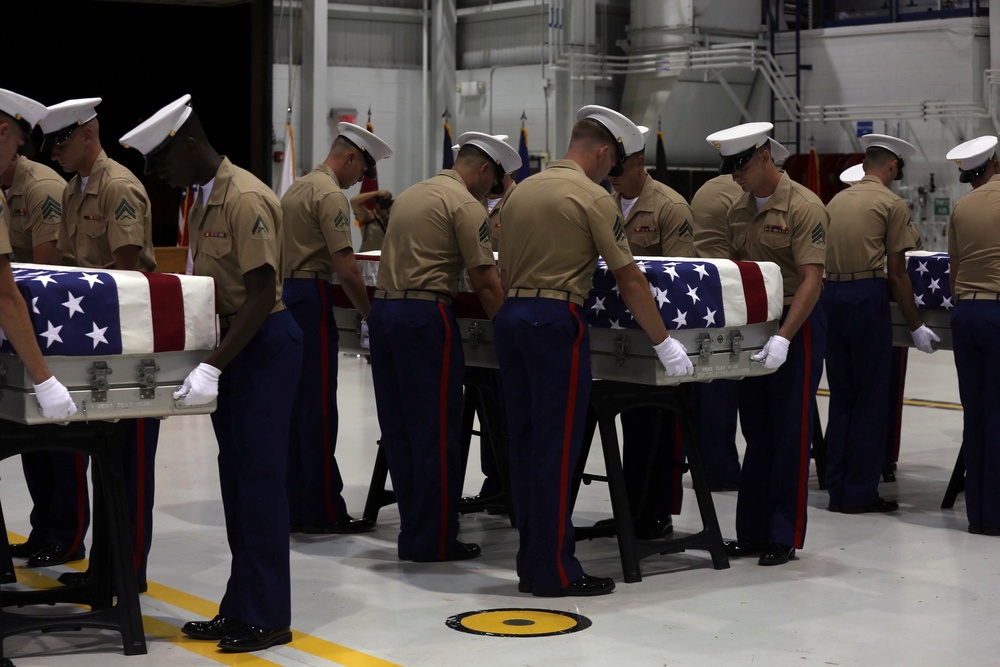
[517,126,530,182]
[442,122,454,170]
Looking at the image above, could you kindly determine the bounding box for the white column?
[431,0,457,177]
[302,0,329,169]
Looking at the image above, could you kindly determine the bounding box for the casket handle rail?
[730,329,743,362]
[138,359,160,400]
[697,332,712,366]
[614,334,629,367]
[90,361,110,402]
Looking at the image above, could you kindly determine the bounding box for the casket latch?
[614,334,629,367]
[468,321,482,350]
[730,330,743,362]
[90,361,110,402]
[697,332,712,365]
[138,359,160,399]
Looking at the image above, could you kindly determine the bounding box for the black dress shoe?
[724,540,766,557]
[841,497,898,514]
[26,544,84,568]
[758,542,796,566]
[217,625,293,652]
[301,515,375,534]
[182,615,244,640]
[517,578,531,593]
[8,542,42,559]
[968,525,1000,536]
[408,541,481,562]
[635,517,674,540]
[533,573,615,597]
[709,483,740,492]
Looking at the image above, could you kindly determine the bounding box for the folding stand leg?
[362,441,394,522]
[593,407,642,583]
[941,447,965,510]
[812,400,827,490]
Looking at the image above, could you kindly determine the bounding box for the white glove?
[911,324,940,354]
[653,336,694,377]
[33,376,77,420]
[752,335,790,369]
[173,363,221,406]
[360,318,370,350]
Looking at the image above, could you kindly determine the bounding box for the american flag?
[585,257,783,330]
[906,251,953,311]
[0,264,218,356]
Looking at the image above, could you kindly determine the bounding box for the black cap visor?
[40,124,80,153]
[584,118,626,177]
[959,160,990,184]
[342,135,378,179]
[894,157,905,181]
[719,145,759,175]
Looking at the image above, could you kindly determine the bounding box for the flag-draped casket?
[0,264,218,424]
[333,252,786,385]
[891,251,953,350]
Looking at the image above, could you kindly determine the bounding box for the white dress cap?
[39,97,102,135]
[705,122,787,173]
[453,134,507,153]
[839,163,866,185]
[118,95,193,174]
[946,135,998,183]
[337,122,393,179]
[0,89,47,133]
[577,105,644,157]
[860,133,916,160]
[456,131,522,175]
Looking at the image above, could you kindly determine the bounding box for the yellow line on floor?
[7,532,402,667]
[816,388,963,411]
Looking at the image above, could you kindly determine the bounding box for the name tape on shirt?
[762,224,790,235]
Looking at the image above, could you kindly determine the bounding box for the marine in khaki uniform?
[281,122,391,535]
[351,188,392,252]
[496,106,692,598]
[945,135,1000,536]
[706,122,828,567]
[0,89,78,564]
[688,173,746,491]
[486,175,515,252]
[4,154,65,264]
[607,124,694,540]
[38,98,159,581]
[2,150,92,568]
[121,94,302,652]
[370,132,516,563]
[823,134,937,516]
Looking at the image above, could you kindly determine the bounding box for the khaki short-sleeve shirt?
[691,174,743,259]
[948,174,1000,298]
[280,163,353,275]
[376,170,495,296]
[485,181,517,253]
[58,151,156,271]
[498,160,633,301]
[190,157,284,316]
[8,156,66,263]
[0,196,12,256]
[825,175,915,273]
[728,171,828,301]
[616,176,694,257]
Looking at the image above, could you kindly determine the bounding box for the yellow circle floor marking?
[446,609,592,638]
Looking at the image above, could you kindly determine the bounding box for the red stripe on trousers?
[734,261,768,324]
[437,304,453,561]
[557,304,586,588]
[793,320,812,548]
[143,272,186,352]
[318,280,336,522]
[892,348,906,460]
[70,452,87,554]
[134,419,146,573]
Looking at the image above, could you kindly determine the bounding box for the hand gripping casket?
[333,252,785,386]
[890,251,953,350]
[0,264,219,424]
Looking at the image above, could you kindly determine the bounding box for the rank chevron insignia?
[115,198,137,221]
[811,221,826,246]
[478,219,490,245]
[334,209,349,230]
[252,214,270,238]
[613,215,626,243]
[678,220,693,240]
[41,195,62,220]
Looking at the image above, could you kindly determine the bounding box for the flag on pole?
[358,106,379,211]
[653,123,669,184]
[517,111,530,182]
[806,145,822,200]
[442,108,454,170]
[177,187,196,247]
[276,121,296,200]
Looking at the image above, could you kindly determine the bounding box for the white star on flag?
[31,297,39,314]
[610,319,625,330]
[636,261,650,273]
[85,322,109,349]
[928,278,940,293]
[40,321,63,348]
[31,274,58,287]
[663,265,680,281]
[703,308,717,326]
[611,282,620,294]
[916,261,929,275]
[79,273,104,288]
[672,311,688,327]
[654,287,670,308]
[590,296,606,314]
[62,292,85,318]
[686,284,701,304]
[914,293,925,307]
[941,296,953,310]
[0,326,6,345]
[944,264,950,274]
[693,264,709,280]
